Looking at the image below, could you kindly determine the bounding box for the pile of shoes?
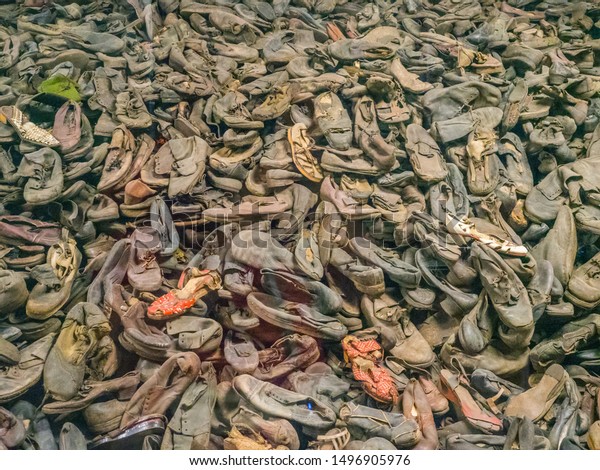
[1,0,600,451]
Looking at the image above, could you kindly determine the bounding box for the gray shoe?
[232,374,337,430]
[530,314,600,371]
[43,302,111,401]
[339,402,421,449]
[0,406,25,449]
[17,147,63,205]
[432,107,503,144]
[0,269,28,314]
[0,334,55,404]
[59,422,87,450]
[314,91,353,151]
[565,251,600,309]
[405,124,448,183]
[10,400,57,450]
[349,237,421,288]
[471,242,534,349]
[0,336,19,366]
[161,362,217,450]
[286,362,350,414]
[530,204,577,286]
[247,292,347,341]
[230,406,300,450]
[260,269,343,316]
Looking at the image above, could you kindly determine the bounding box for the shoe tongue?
[29,263,61,288]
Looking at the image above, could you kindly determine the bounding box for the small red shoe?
[341,335,383,363]
[351,358,399,405]
[147,268,221,321]
[342,334,398,405]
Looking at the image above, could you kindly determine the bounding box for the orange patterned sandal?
[147,268,222,321]
[342,334,399,405]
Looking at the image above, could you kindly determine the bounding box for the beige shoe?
[504,364,568,422]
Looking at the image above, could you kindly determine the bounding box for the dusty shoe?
[406,124,448,183]
[224,331,259,375]
[565,252,600,309]
[252,334,320,381]
[232,374,337,430]
[0,334,55,404]
[529,314,600,371]
[504,364,568,422]
[43,302,111,401]
[120,352,201,429]
[314,91,353,151]
[230,406,300,450]
[127,227,162,292]
[0,269,28,314]
[161,362,217,450]
[17,148,64,205]
[0,407,25,449]
[97,125,136,192]
[360,294,435,368]
[26,236,81,320]
[470,242,534,349]
[162,316,222,356]
[247,292,347,341]
[339,402,421,449]
[320,176,379,220]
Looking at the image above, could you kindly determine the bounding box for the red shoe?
[342,334,398,405]
[147,268,221,321]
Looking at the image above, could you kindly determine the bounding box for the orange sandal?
[342,334,399,405]
[147,268,222,321]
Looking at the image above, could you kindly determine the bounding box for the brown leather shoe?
[120,352,201,428]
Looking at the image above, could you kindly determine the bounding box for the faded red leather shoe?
[439,368,503,433]
[147,268,222,320]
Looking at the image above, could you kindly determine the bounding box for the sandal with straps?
[147,268,221,321]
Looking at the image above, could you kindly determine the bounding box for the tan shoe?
[504,364,568,422]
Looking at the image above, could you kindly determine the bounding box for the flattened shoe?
[232,374,337,430]
[504,364,567,422]
[247,292,348,341]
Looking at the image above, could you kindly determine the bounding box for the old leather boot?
[161,362,217,450]
[120,352,201,429]
[339,402,421,449]
[0,334,55,404]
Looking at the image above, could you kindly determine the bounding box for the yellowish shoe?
[0,106,60,147]
[288,123,323,183]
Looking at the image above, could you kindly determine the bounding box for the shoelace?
[140,252,156,269]
[585,258,600,279]
[32,165,50,188]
